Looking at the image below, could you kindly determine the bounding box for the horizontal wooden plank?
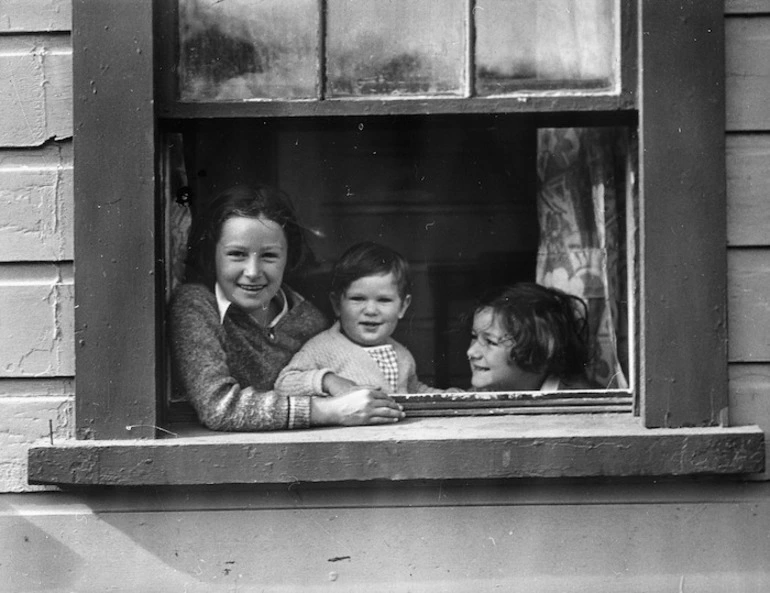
[4,485,770,592]
[396,390,632,412]
[0,277,74,377]
[401,387,634,415]
[0,37,72,146]
[725,0,770,14]
[0,377,74,397]
[408,406,631,416]
[729,363,770,479]
[0,396,72,446]
[0,0,71,32]
[726,16,770,131]
[730,365,770,422]
[0,143,73,261]
[728,250,770,362]
[28,415,764,486]
[0,395,72,492]
[9,478,770,511]
[727,134,770,246]
[160,96,637,120]
[0,261,72,283]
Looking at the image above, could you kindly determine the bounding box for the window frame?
[28,0,764,486]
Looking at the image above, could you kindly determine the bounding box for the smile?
[238,283,267,293]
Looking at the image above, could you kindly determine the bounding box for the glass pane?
[475,0,616,94]
[178,0,318,101]
[327,0,465,98]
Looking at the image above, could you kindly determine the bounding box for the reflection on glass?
[327,0,465,97]
[178,0,318,101]
[475,0,616,94]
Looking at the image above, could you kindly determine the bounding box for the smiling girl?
[467,283,597,392]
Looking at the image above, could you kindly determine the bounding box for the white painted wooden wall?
[0,0,74,492]
[725,3,770,480]
[1,2,770,592]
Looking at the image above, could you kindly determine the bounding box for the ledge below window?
[28,415,765,487]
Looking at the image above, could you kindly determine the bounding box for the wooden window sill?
[28,415,764,487]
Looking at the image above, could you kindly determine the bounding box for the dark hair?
[184,183,308,288]
[330,242,412,301]
[474,282,592,378]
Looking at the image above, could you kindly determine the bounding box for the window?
[27,0,764,486]
[160,0,636,420]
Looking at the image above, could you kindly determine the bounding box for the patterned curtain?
[536,128,628,388]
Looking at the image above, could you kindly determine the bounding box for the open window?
[26,0,764,486]
[162,116,635,419]
[160,0,636,421]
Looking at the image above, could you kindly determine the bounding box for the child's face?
[467,307,544,391]
[215,215,288,317]
[333,272,411,347]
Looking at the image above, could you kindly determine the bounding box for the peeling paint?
[0,37,72,146]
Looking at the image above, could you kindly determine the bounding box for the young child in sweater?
[275,241,442,397]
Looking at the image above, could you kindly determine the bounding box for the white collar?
[215,282,288,327]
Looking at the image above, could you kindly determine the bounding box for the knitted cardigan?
[275,321,441,397]
[169,283,327,431]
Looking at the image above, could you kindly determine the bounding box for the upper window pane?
[178,0,319,101]
[475,0,617,94]
[173,0,625,106]
[326,0,466,98]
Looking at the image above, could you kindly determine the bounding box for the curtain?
[162,133,192,295]
[536,128,628,389]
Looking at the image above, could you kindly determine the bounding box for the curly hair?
[183,183,309,288]
[474,282,592,378]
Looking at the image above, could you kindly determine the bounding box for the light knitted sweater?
[275,321,440,397]
[169,283,327,431]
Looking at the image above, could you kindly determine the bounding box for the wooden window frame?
[27,0,764,487]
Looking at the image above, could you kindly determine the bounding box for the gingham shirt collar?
[364,344,399,392]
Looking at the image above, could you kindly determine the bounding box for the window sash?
[156,0,637,117]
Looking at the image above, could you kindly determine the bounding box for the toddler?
[276,241,442,397]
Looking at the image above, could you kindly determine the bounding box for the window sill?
[28,415,765,487]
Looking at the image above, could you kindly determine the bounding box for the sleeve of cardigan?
[170,286,312,431]
[274,335,332,398]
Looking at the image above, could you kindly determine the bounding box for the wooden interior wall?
[186,117,540,387]
[724,2,770,478]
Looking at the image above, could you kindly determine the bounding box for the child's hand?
[322,373,359,397]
